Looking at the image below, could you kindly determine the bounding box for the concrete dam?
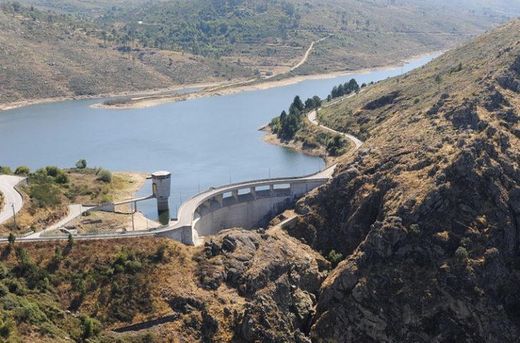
[155,165,335,245]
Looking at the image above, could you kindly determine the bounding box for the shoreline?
[0,50,443,112]
[0,81,223,112]
[93,50,443,110]
[260,126,332,167]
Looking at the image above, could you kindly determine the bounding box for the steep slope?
[287,19,520,342]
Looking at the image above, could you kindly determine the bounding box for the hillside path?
[290,36,328,72]
[307,110,363,149]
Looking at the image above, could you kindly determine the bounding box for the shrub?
[461,237,471,248]
[326,249,344,268]
[8,233,16,245]
[29,182,61,208]
[13,299,48,324]
[45,166,60,177]
[97,169,112,183]
[0,166,12,175]
[152,245,168,263]
[67,233,74,246]
[0,283,8,297]
[409,224,421,236]
[0,316,14,338]
[455,246,469,263]
[81,316,101,339]
[0,263,8,279]
[6,279,25,295]
[55,171,69,184]
[14,166,30,176]
[103,97,131,106]
[75,159,87,169]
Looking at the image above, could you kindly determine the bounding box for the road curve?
[307,110,363,149]
[0,175,24,225]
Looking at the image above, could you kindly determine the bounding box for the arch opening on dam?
[155,165,335,245]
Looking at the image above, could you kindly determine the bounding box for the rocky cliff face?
[194,227,329,342]
[288,19,520,342]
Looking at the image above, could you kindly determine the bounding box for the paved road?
[307,110,364,149]
[0,175,24,225]
[25,204,95,239]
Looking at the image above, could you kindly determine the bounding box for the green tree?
[304,95,321,110]
[292,96,305,112]
[75,159,87,169]
[97,169,112,183]
[312,95,322,107]
[45,166,59,177]
[14,166,30,176]
[326,135,346,156]
[8,233,16,245]
[55,171,69,184]
[81,316,101,339]
[347,78,360,92]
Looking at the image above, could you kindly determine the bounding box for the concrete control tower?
[151,171,171,224]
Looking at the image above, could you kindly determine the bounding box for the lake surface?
[0,52,440,218]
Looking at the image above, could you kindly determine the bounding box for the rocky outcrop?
[196,228,329,342]
[363,91,400,110]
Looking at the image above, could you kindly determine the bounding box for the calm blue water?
[0,52,440,218]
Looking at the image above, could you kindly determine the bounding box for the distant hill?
[0,3,253,106]
[2,0,518,107]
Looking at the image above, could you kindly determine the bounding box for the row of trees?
[270,79,362,141]
[270,95,321,140]
[326,78,360,101]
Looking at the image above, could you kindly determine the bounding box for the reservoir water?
[0,52,440,219]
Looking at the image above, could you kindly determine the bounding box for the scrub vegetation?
[2,0,518,106]
[0,165,143,235]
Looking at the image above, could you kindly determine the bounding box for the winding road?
[307,110,363,149]
[0,175,24,225]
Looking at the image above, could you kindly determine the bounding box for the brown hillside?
[289,19,520,341]
[0,4,253,105]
